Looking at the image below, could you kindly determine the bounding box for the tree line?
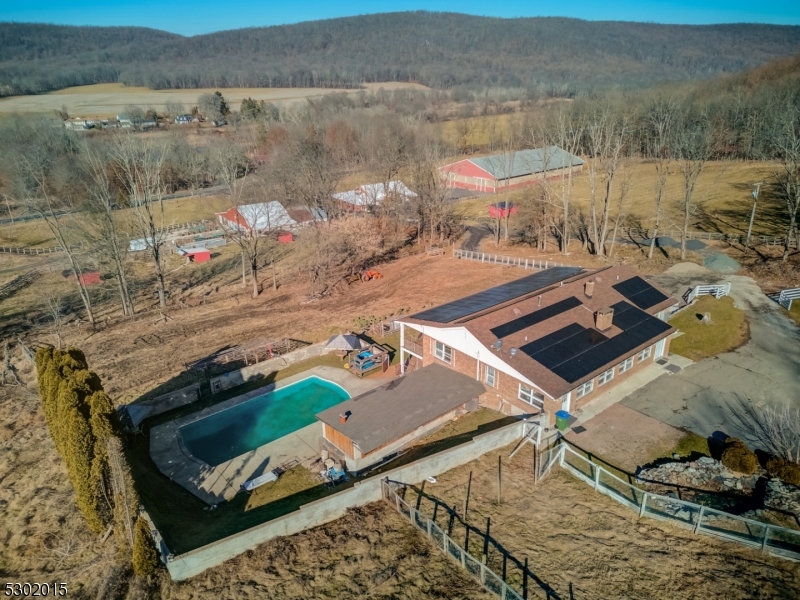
[2,14,799,97]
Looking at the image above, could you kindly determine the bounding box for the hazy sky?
[3,0,799,36]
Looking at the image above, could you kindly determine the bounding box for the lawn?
[784,302,800,327]
[670,295,749,361]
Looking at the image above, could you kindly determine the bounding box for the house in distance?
[439,146,584,193]
[215,201,299,232]
[396,265,677,425]
[332,180,417,212]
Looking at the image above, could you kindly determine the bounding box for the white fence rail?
[777,288,800,310]
[382,480,525,600]
[683,282,731,304]
[454,249,570,270]
[553,444,800,562]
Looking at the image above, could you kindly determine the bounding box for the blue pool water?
[179,377,350,466]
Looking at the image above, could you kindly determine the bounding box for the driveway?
[622,267,800,449]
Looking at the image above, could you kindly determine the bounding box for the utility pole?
[745,183,761,255]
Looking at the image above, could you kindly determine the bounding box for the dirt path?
[403,446,800,600]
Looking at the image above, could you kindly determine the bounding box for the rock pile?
[765,479,800,515]
[637,456,761,493]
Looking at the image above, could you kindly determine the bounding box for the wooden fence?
[683,282,731,304]
[454,249,570,270]
[0,270,40,302]
[383,480,529,600]
[546,443,800,562]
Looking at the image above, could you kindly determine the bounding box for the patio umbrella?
[325,334,361,352]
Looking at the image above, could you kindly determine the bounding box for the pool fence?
[163,417,527,580]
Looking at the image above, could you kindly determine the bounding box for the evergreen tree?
[132,517,159,577]
[35,348,116,534]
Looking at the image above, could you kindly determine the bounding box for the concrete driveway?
[622,267,800,449]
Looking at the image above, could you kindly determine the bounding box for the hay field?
[0,82,429,118]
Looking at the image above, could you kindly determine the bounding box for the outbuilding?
[439,146,584,193]
[315,364,485,471]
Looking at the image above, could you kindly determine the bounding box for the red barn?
[439,146,584,193]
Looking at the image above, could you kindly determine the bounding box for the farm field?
[0,82,430,118]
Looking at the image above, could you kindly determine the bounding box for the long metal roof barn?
[470,146,584,179]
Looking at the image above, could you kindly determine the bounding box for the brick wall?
[417,332,672,426]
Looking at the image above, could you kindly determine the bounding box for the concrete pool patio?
[149,366,384,504]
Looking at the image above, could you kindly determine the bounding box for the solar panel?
[490,296,582,338]
[524,301,672,383]
[413,267,583,323]
[612,276,669,310]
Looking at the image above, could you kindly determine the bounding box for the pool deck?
[149,366,385,505]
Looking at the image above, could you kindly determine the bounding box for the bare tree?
[645,99,676,259]
[409,141,456,244]
[673,109,714,261]
[8,121,96,325]
[769,97,800,262]
[111,132,171,308]
[585,109,631,257]
[272,125,341,222]
[78,140,134,316]
[43,292,65,349]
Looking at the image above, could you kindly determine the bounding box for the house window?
[485,365,496,388]
[618,356,634,374]
[637,346,652,363]
[518,384,544,408]
[575,379,594,399]
[434,341,452,364]
[598,368,615,386]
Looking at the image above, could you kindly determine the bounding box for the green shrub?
[720,437,758,474]
[132,517,160,578]
[766,456,800,487]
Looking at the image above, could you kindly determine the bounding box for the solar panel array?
[612,276,669,310]
[520,301,671,383]
[413,267,583,323]
[490,296,582,339]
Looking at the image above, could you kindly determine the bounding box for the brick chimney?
[584,280,595,298]
[595,307,614,331]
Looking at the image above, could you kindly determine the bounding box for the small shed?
[278,232,293,243]
[63,271,101,285]
[179,248,211,263]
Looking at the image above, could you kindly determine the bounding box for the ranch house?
[396,266,677,425]
[439,146,584,193]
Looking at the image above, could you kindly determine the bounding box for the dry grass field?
[0,82,430,118]
[456,159,778,236]
[402,446,800,599]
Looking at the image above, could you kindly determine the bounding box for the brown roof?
[406,266,677,398]
[316,364,485,455]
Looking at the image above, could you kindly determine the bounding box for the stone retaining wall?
[165,418,525,581]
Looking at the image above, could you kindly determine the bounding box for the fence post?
[480,562,487,585]
[761,525,771,554]
[694,506,704,534]
[427,518,432,538]
[594,465,601,490]
[639,493,648,518]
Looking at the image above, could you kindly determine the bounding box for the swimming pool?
[179,376,350,466]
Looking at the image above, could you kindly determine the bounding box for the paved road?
[622,270,800,449]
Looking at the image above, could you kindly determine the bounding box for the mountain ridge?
[2,12,799,97]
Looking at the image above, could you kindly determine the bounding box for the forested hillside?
[2,12,800,97]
